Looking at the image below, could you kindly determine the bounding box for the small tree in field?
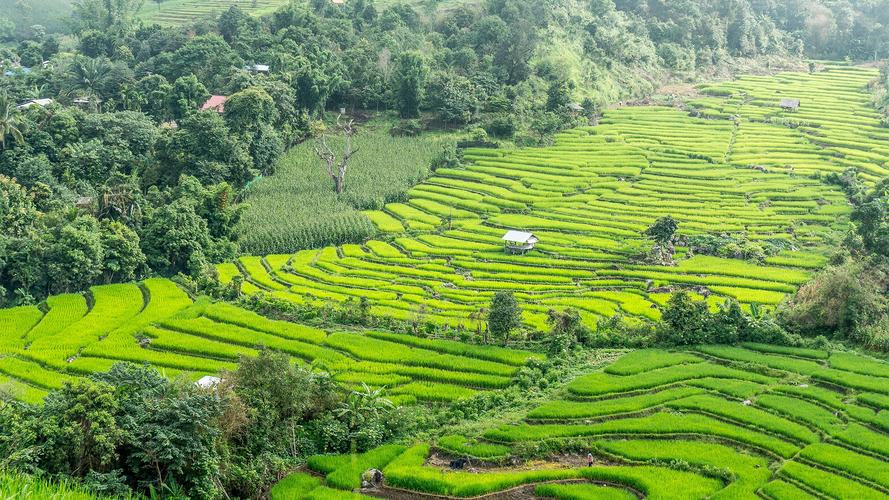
[644,215,679,265]
[313,111,359,194]
[644,215,678,245]
[488,291,521,343]
[545,307,591,354]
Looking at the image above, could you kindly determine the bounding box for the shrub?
[483,114,517,139]
[389,120,424,137]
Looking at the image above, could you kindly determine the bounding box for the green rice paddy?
[1,64,888,498]
[283,345,889,499]
[137,0,289,26]
[0,277,540,405]
[223,64,880,332]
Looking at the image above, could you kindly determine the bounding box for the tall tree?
[169,74,209,121]
[99,220,145,283]
[487,291,521,342]
[65,56,112,108]
[313,112,359,194]
[851,178,889,257]
[393,51,427,118]
[71,0,145,32]
[644,215,678,245]
[0,94,24,150]
[140,197,211,275]
[223,87,276,134]
[40,214,105,295]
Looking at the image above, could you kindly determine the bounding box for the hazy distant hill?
[0,0,73,36]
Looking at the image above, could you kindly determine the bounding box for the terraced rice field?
[223,64,880,331]
[281,345,889,499]
[137,0,288,26]
[0,278,540,405]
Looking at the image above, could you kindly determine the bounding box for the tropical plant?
[0,94,24,150]
[65,56,112,109]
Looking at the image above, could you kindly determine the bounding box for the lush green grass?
[238,121,455,254]
[270,339,889,498]
[436,435,511,459]
[604,349,703,375]
[528,387,705,420]
[270,472,321,499]
[567,362,773,396]
[364,331,541,366]
[779,461,886,499]
[535,482,638,499]
[307,444,406,490]
[0,471,106,499]
[596,439,771,499]
[484,413,800,457]
[383,444,723,498]
[800,443,889,489]
[761,479,818,499]
[0,278,536,405]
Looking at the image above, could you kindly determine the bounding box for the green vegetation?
[436,435,511,459]
[226,66,879,335]
[0,471,104,499]
[1,0,889,498]
[378,444,724,498]
[136,0,288,26]
[535,483,637,500]
[0,278,540,409]
[604,349,703,375]
[238,124,454,253]
[307,444,406,490]
[274,344,889,498]
[269,472,321,499]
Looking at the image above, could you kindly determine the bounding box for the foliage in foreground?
[0,352,415,499]
[0,471,106,500]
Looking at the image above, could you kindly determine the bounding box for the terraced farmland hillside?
[0,278,540,404]
[223,64,882,331]
[136,0,288,26]
[279,345,889,499]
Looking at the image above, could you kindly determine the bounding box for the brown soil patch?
[656,83,699,97]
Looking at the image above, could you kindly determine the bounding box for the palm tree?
[66,56,112,111]
[0,94,24,150]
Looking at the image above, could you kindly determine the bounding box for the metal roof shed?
[502,230,538,254]
[779,98,800,111]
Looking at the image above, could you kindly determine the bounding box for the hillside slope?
[222,64,879,331]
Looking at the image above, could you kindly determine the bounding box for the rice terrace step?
[137,0,289,25]
[2,60,889,499]
[273,345,889,499]
[220,64,879,332]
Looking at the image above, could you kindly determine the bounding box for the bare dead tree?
[313,111,359,195]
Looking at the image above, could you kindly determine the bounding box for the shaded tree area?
[0,173,242,301]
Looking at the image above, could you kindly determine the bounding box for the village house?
[201,95,228,113]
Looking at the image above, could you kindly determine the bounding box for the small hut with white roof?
[501,230,538,254]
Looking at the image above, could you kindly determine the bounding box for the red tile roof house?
[201,95,228,113]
